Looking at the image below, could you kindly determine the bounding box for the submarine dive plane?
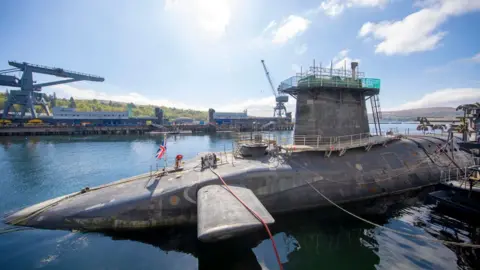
[5,62,476,242]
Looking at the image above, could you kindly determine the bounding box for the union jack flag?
[156,139,167,159]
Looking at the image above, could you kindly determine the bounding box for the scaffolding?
[278,62,380,93]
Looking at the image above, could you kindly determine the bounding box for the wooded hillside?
[0,93,208,121]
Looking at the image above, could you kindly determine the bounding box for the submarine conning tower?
[279,61,382,146]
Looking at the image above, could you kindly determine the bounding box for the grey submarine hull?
[5,136,473,232]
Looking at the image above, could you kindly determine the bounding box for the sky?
[0,0,479,116]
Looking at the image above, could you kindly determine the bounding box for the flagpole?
[163,135,168,171]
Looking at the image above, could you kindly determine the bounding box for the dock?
[0,125,151,136]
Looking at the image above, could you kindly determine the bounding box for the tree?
[431,124,446,134]
[456,103,478,115]
[455,122,469,141]
[69,97,77,108]
[416,123,429,135]
[50,92,57,108]
[455,103,478,141]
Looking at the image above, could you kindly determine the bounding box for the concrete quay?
[0,125,151,136]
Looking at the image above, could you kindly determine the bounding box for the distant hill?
[0,93,208,121]
[369,107,462,121]
[0,90,465,122]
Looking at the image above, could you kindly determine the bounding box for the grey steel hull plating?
[5,136,473,231]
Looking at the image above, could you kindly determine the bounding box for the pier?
[0,123,294,137]
[0,125,151,136]
[416,117,460,124]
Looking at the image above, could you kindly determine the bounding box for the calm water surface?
[1,124,479,269]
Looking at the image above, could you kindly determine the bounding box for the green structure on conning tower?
[279,61,382,144]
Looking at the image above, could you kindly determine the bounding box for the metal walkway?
[286,134,397,157]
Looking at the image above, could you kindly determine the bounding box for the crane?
[260,60,288,118]
[1,61,104,119]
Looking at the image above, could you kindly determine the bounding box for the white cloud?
[472,52,480,63]
[386,88,480,111]
[272,16,311,44]
[292,64,302,73]
[425,51,480,73]
[338,49,349,58]
[51,85,208,111]
[251,15,310,48]
[350,0,388,6]
[49,84,294,117]
[216,96,296,117]
[320,0,346,16]
[333,57,359,69]
[292,49,360,73]
[263,20,277,34]
[314,0,388,17]
[295,44,308,55]
[359,0,480,55]
[332,49,360,69]
[164,0,231,38]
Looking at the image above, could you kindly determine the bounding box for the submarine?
[5,61,476,242]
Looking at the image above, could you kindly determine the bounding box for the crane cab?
[276,96,289,103]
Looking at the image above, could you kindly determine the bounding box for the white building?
[213,111,249,119]
[52,107,128,120]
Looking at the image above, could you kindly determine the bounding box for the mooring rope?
[209,167,284,270]
[289,159,480,248]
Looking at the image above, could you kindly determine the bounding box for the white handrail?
[235,131,403,151]
[293,132,375,148]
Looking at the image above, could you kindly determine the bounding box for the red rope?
[209,168,284,270]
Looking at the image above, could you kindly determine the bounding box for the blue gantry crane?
[261,60,288,118]
[0,61,104,119]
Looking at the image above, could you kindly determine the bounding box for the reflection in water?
[0,140,12,150]
[102,216,382,270]
[275,212,381,270]
[428,206,480,269]
[102,226,265,270]
[99,188,480,270]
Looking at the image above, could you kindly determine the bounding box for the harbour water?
[1,124,479,269]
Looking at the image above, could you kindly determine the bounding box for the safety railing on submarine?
[233,132,281,146]
[232,131,399,153]
[291,132,399,151]
[439,157,480,184]
[440,167,466,183]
